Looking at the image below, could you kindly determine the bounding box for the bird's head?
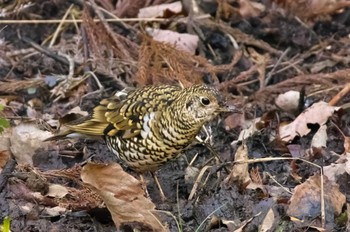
[181,85,239,124]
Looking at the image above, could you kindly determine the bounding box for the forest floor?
[1,0,350,231]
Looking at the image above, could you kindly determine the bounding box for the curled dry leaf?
[287,175,345,223]
[232,118,261,145]
[224,144,251,187]
[146,28,199,55]
[81,163,165,231]
[279,101,339,142]
[138,1,182,18]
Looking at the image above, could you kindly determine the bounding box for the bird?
[49,84,237,199]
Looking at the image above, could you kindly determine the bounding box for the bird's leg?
[151,172,166,201]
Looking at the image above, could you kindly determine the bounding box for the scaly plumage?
[56,85,235,172]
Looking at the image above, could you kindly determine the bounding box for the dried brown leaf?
[0,150,10,171]
[81,163,165,231]
[146,28,199,54]
[138,1,182,18]
[279,101,339,142]
[224,144,251,187]
[272,0,350,22]
[287,175,346,221]
[324,153,350,182]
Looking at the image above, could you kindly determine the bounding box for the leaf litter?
[1,0,350,231]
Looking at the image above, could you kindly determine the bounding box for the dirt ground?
[1,0,350,231]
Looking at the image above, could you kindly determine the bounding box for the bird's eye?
[200,97,210,106]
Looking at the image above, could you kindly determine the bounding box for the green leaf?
[0,118,10,133]
[0,104,4,111]
[3,216,10,232]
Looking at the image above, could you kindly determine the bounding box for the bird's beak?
[219,104,243,114]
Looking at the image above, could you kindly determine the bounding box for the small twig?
[0,18,168,24]
[19,35,72,66]
[188,165,211,201]
[49,4,75,47]
[265,172,292,194]
[265,47,291,85]
[328,83,350,106]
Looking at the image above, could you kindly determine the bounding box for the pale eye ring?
[200,97,210,106]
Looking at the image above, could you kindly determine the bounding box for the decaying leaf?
[146,28,199,55]
[279,101,339,142]
[260,208,275,232]
[138,1,182,18]
[232,118,261,145]
[46,184,69,198]
[0,150,10,171]
[10,123,53,165]
[311,124,328,148]
[324,153,350,182]
[271,0,350,22]
[287,175,345,224]
[81,163,165,231]
[224,144,251,187]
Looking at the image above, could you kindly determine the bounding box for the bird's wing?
[66,85,180,139]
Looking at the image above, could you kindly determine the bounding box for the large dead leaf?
[81,163,165,231]
[287,175,345,223]
[279,101,339,142]
[10,123,53,165]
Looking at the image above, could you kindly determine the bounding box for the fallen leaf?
[272,0,350,22]
[146,28,199,54]
[138,1,182,18]
[324,153,350,182]
[81,163,165,231]
[0,150,10,171]
[287,175,345,223]
[10,123,52,165]
[224,144,251,187]
[46,184,69,198]
[279,101,339,142]
[44,206,67,217]
[232,118,261,145]
[311,124,328,148]
[260,208,275,232]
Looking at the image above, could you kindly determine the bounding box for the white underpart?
[141,112,155,139]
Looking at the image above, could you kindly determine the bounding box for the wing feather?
[65,85,180,139]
